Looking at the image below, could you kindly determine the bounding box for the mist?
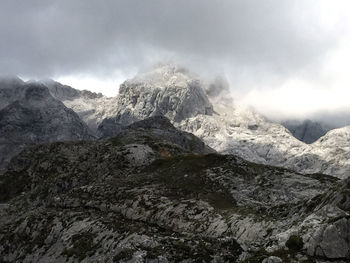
[1,0,350,124]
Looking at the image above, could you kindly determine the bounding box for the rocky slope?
[3,67,350,179]
[0,80,94,170]
[91,65,350,178]
[0,117,349,262]
[98,65,213,138]
[0,76,27,110]
[282,119,334,144]
[44,80,119,132]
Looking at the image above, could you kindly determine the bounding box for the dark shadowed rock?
[282,119,334,144]
[0,76,26,110]
[44,79,104,101]
[0,82,94,170]
[111,116,215,155]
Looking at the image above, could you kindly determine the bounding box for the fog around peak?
[1,0,350,124]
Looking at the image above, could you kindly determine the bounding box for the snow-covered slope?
[178,102,310,166]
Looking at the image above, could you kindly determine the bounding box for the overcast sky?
[1,0,350,120]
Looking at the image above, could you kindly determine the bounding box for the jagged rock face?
[98,65,213,137]
[37,66,350,178]
[0,76,26,109]
[45,80,104,101]
[44,80,119,132]
[179,105,350,178]
[112,116,215,155]
[0,124,348,262]
[107,65,350,178]
[4,68,350,179]
[282,119,333,144]
[0,82,94,170]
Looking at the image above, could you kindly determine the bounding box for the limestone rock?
[0,81,94,170]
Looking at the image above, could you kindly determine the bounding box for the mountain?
[0,76,26,109]
[282,119,334,144]
[44,80,119,132]
[3,67,350,179]
[0,80,94,170]
[3,68,350,179]
[90,64,350,178]
[98,65,213,137]
[1,116,349,262]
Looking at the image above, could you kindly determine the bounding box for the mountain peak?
[0,75,24,88]
[98,65,214,137]
[126,64,197,89]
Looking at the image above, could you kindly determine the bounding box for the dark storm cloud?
[0,0,336,79]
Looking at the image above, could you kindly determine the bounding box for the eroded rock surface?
[98,65,213,138]
[1,118,349,262]
[0,81,94,171]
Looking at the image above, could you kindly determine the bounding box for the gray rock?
[0,82,94,170]
[111,116,215,155]
[282,119,334,144]
[0,76,26,110]
[262,256,283,263]
[97,65,213,137]
[0,125,347,262]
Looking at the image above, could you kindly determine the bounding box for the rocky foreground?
[1,117,349,262]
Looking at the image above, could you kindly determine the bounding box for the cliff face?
[44,80,119,132]
[98,65,213,137]
[0,117,348,262]
[93,65,350,178]
[3,68,350,178]
[0,76,26,110]
[0,81,94,170]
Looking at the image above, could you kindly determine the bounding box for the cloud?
[0,1,337,75]
[0,0,349,120]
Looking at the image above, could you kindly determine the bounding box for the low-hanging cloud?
[0,0,337,76]
[0,0,349,122]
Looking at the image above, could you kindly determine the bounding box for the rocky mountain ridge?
[98,65,213,138]
[0,79,94,170]
[2,65,350,178]
[44,80,119,132]
[67,65,349,178]
[1,116,349,262]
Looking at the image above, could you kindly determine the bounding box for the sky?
[1,0,350,121]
